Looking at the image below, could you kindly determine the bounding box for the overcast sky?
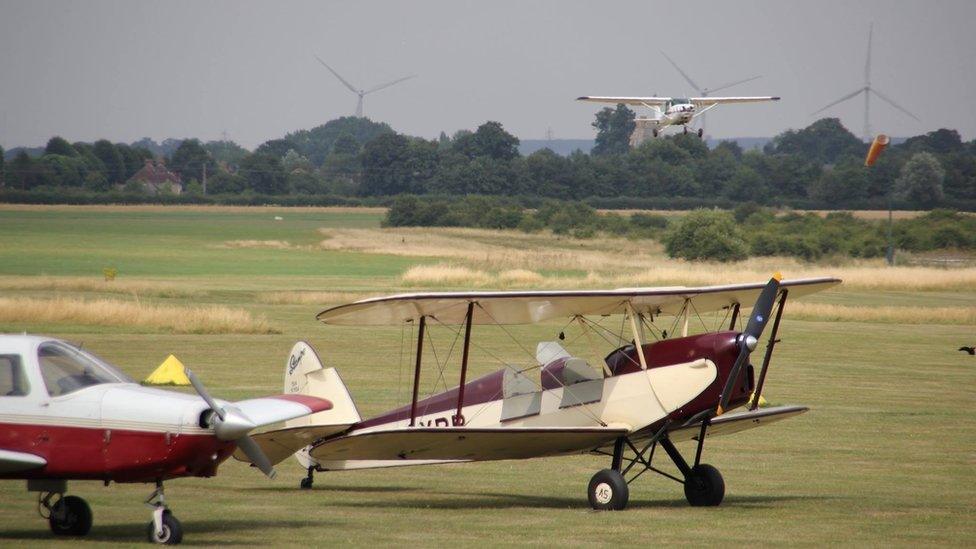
[1,0,974,149]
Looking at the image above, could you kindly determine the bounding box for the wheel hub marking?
[594,482,613,504]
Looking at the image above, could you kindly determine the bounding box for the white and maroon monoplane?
[0,336,332,544]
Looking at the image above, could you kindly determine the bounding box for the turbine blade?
[707,75,763,94]
[364,74,416,95]
[660,50,701,93]
[313,55,359,94]
[811,87,865,116]
[864,23,873,83]
[871,88,921,121]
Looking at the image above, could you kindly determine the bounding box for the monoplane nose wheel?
[587,469,629,511]
[146,510,183,545]
[683,464,725,506]
[48,495,93,536]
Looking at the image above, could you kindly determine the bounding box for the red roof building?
[127,159,183,195]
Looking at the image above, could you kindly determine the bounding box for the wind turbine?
[811,24,920,141]
[314,55,416,118]
[660,50,762,138]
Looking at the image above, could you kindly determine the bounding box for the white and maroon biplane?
[0,336,332,544]
[249,275,840,511]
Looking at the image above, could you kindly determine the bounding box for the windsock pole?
[865,135,893,265]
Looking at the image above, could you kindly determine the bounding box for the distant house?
[127,159,182,195]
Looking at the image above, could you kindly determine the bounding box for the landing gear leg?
[652,128,659,138]
[300,466,315,490]
[587,437,629,511]
[698,128,704,138]
[41,490,92,536]
[145,481,183,545]
[683,126,688,134]
[660,436,725,506]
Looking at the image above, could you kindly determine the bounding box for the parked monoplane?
[247,276,839,510]
[0,336,333,544]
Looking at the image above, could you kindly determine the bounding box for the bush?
[663,209,748,262]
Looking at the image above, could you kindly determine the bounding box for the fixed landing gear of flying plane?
[588,422,725,510]
[300,466,316,489]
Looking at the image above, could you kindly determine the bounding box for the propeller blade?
[811,87,865,116]
[184,368,224,420]
[707,75,762,95]
[870,88,921,121]
[237,436,278,479]
[717,275,782,414]
[364,74,416,95]
[313,55,360,95]
[661,50,702,94]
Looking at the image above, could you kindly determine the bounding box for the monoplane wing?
[577,96,670,106]
[665,405,808,442]
[691,96,780,106]
[317,277,840,325]
[0,448,46,474]
[309,426,631,462]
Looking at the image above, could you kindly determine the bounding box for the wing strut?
[750,289,788,410]
[453,302,475,425]
[409,315,427,426]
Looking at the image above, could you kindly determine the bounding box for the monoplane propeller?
[185,369,277,478]
[716,274,782,415]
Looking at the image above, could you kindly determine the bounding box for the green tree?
[808,158,870,204]
[663,209,748,262]
[0,145,5,184]
[240,153,287,194]
[93,140,126,184]
[40,155,86,187]
[203,140,249,165]
[452,121,520,161]
[45,136,77,157]
[895,152,945,207]
[591,104,636,156]
[207,171,246,194]
[361,133,412,195]
[115,143,153,179]
[169,139,215,186]
[84,171,110,192]
[332,132,360,156]
[767,118,864,165]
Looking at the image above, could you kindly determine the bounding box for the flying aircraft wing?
[0,448,47,474]
[308,426,631,462]
[317,277,841,326]
[691,96,780,106]
[577,96,670,106]
[665,405,808,442]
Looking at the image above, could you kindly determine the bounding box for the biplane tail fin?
[284,341,362,428]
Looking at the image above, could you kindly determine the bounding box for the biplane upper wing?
[665,405,809,443]
[317,277,840,326]
[691,96,781,106]
[577,96,670,106]
[309,426,631,462]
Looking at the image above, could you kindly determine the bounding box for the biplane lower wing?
[309,426,631,462]
[666,405,809,443]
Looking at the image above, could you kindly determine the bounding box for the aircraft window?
[0,355,30,397]
[38,342,132,397]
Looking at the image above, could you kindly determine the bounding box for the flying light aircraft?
[0,336,333,544]
[245,276,839,510]
[577,95,780,142]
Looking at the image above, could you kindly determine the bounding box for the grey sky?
[1,0,974,149]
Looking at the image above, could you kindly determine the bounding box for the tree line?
[2,110,975,211]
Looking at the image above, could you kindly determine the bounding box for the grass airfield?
[0,205,974,547]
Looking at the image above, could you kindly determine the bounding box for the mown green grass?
[0,205,973,547]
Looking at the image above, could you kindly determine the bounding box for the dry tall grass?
[0,297,276,334]
[222,240,293,249]
[258,291,374,305]
[0,276,202,298]
[788,302,976,325]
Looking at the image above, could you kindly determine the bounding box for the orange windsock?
[864,134,890,167]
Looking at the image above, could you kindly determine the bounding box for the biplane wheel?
[683,464,725,507]
[49,495,92,536]
[588,469,629,511]
[300,477,314,490]
[698,128,704,138]
[146,510,183,545]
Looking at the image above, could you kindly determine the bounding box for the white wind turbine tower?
[811,24,920,141]
[661,50,762,138]
[314,55,416,118]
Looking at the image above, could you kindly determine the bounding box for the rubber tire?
[684,464,725,506]
[300,477,313,490]
[587,469,629,511]
[698,128,704,138]
[146,511,183,545]
[49,495,92,536]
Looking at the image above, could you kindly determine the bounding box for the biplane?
[248,275,840,510]
[0,336,332,544]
